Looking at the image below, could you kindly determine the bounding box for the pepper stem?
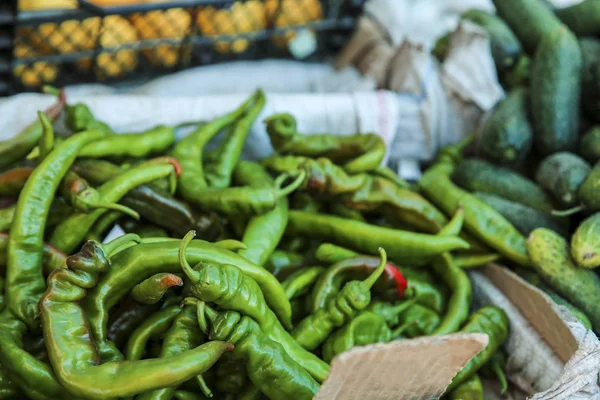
[179,230,202,284]
[492,358,508,394]
[551,205,584,217]
[264,112,297,139]
[37,111,55,161]
[103,233,141,257]
[275,169,307,198]
[392,319,418,338]
[42,85,61,97]
[390,298,417,315]
[361,247,387,290]
[196,375,213,398]
[87,201,140,220]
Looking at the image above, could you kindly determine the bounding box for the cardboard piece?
[483,264,578,363]
[317,333,488,400]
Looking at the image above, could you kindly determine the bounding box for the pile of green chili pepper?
[0,88,516,399]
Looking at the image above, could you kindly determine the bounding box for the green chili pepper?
[265,112,385,173]
[431,253,471,335]
[310,254,407,313]
[403,276,447,314]
[78,125,175,159]
[234,161,288,266]
[178,231,329,383]
[322,311,393,363]
[6,128,106,328]
[107,297,160,349]
[292,248,388,350]
[281,267,325,300]
[286,210,469,265]
[0,277,4,313]
[175,93,257,191]
[370,165,411,189]
[449,373,484,400]
[49,158,180,254]
[206,91,265,189]
[83,238,293,362]
[265,249,306,277]
[0,232,66,275]
[40,239,233,399]
[0,366,21,399]
[314,242,358,264]
[125,305,182,361]
[137,305,213,400]
[214,352,248,395]
[0,90,66,169]
[445,306,510,393]
[65,102,114,135]
[131,273,183,304]
[190,299,321,400]
[419,136,531,266]
[174,391,210,400]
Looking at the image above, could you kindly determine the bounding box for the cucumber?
[515,268,593,330]
[580,126,600,163]
[531,27,582,155]
[501,55,531,89]
[580,38,600,121]
[492,0,562,52]
[556,0,600,36]
[452,158,555,213]
[479,88,533,165]
[571,213,600,268]
[527,228,600,332]
[474,192,569,237]
[575,162,600,213]
[461,10,522,74]
[535,152,591,207]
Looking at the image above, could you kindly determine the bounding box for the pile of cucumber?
[433,0,600,330]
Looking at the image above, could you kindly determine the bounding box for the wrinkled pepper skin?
[196,301,320,400]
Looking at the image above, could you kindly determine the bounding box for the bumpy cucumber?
[452,158,555,213]
[479,88,533,165]
[580,38,600,121]
[474,192,569,237]
[461,10,522,74]
[580,126,600,163]
[576,162,600,213]
[492,0,562,52]
[515,268,593,330]
[535,152,591,207]
[556,0,600,36]
[571,213,600,268]
[527,228,600,332]
[531,27,582,155]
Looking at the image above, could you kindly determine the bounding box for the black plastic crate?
[6,0,364,94]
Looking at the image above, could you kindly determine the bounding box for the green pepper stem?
[389,298,418,315]
[275,169,307,198]
[102,233,141,257]
[88,201,140,220]
[392,319,418,338]
[361,247,387,290]
[264,113,297,138]
[213,239,247,251]
[179,230,202,284]
[493,359,508,394]
[195,375,213,398]
[37,111,55,161]
[42,85,62,97]
[551,205,584,217]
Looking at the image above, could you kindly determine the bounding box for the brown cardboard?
[316,333,488,400]
[483,264,578,363]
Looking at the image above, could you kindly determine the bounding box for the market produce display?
[0,86,520,399]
